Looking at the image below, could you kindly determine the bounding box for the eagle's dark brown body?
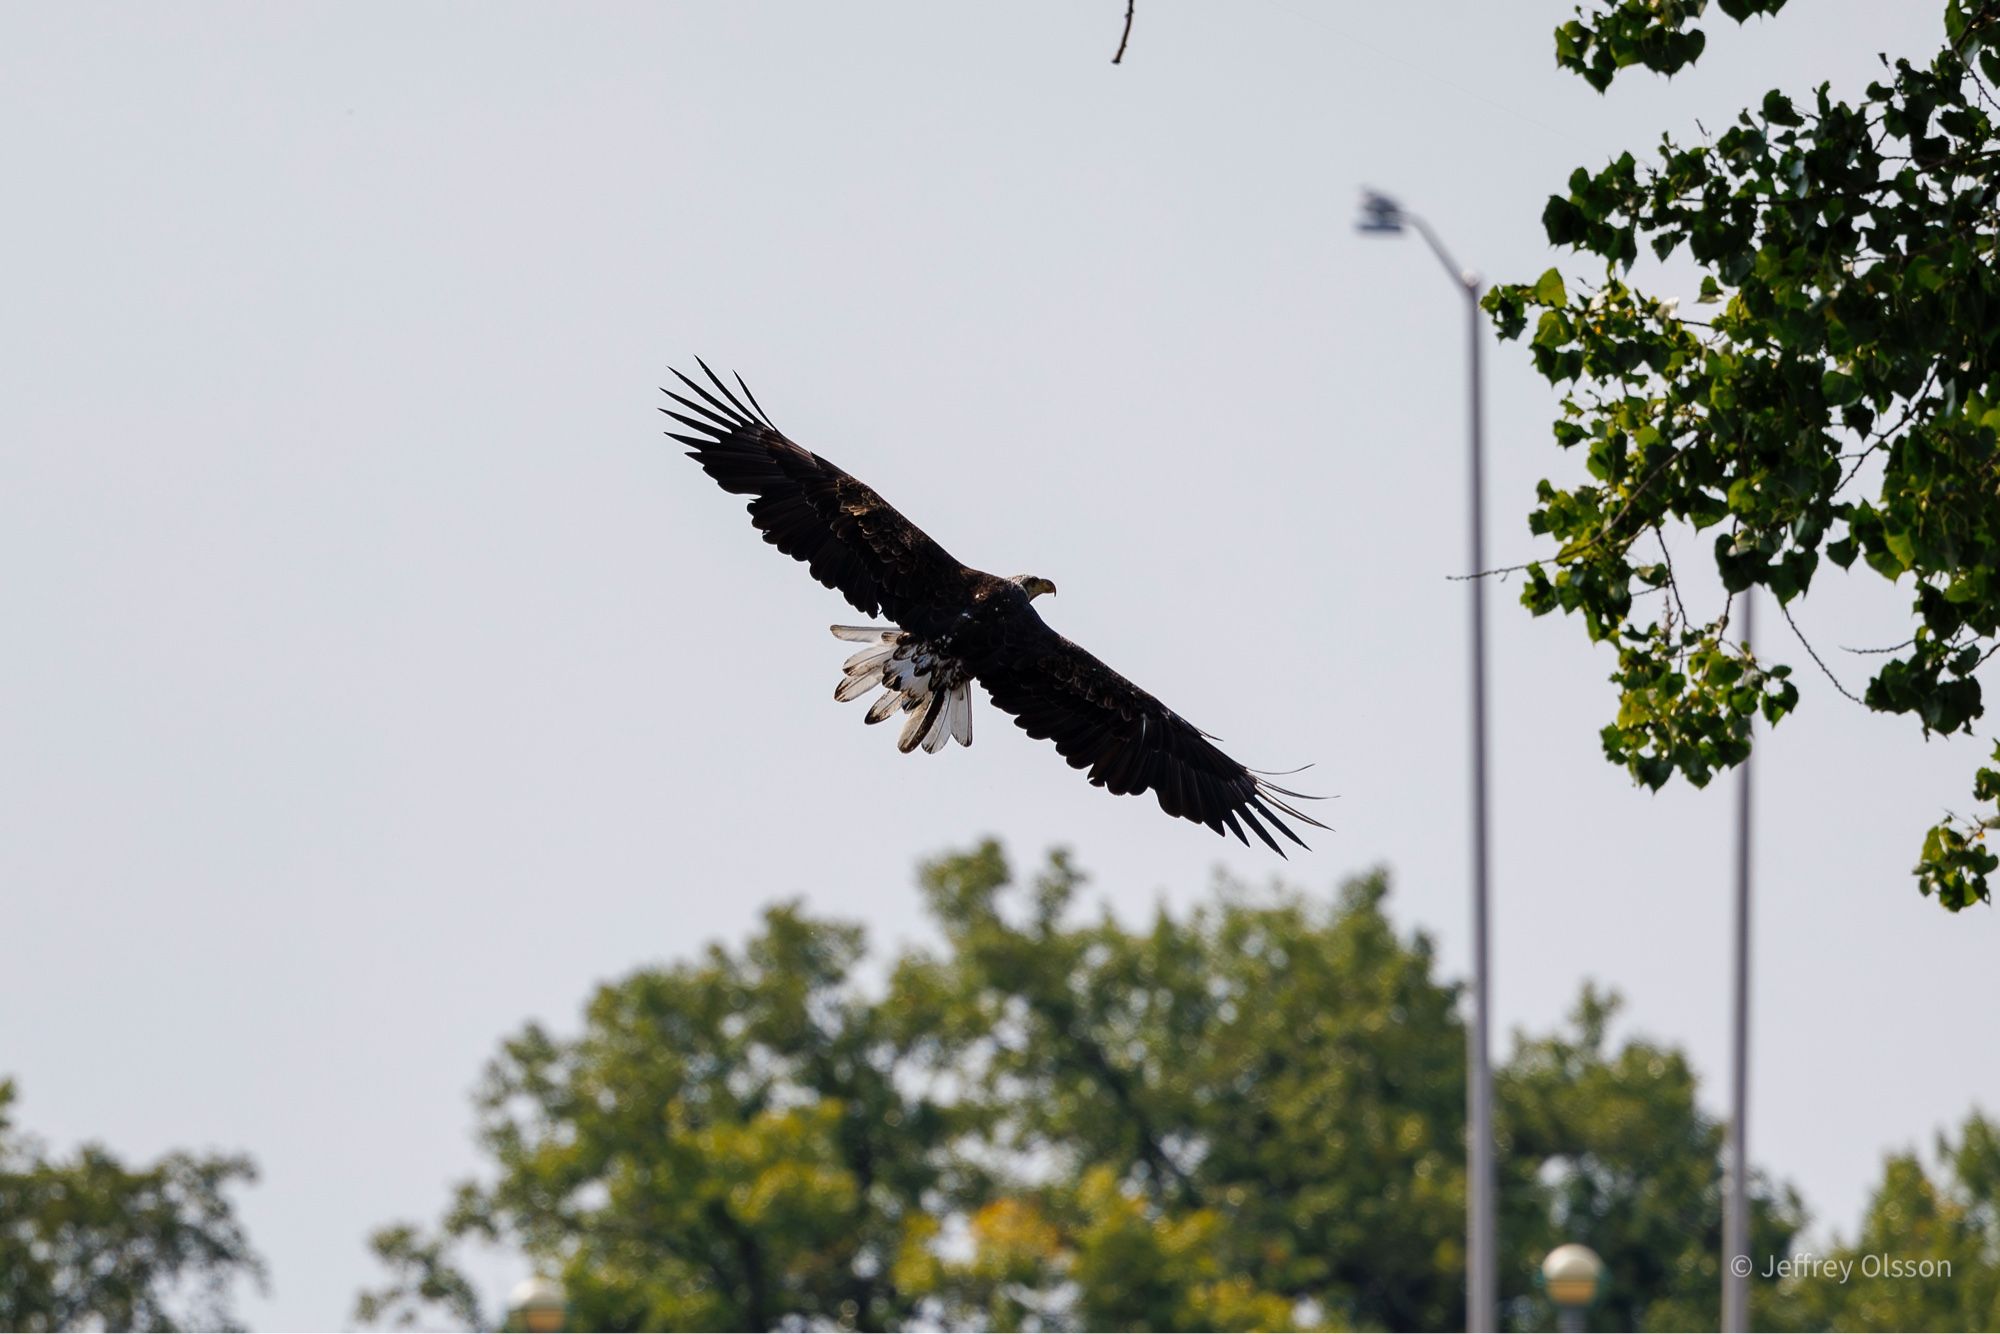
[665,361,1323,853]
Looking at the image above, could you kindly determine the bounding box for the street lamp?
[1357,187,1496,1332]
[1541,1243,1605,1334]
[1723,590,1756,1332]
[506,1276,567,1334]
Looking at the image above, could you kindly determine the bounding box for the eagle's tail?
[831,626,973,753]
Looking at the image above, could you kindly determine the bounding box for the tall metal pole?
[1356,195,1496,1330]
[1723,590,1755,1332]
[1462,268,1496,1334]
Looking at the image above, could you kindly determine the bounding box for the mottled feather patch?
[827,623,973,751]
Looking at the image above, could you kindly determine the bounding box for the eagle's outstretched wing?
[966,616,1327,855]
[663,361,972,624]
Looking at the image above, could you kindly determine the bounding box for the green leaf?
[1543,194,1587,247]
[1761,89,1804,127]
[1883,530,1916,572]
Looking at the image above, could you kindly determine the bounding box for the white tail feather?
[865,689,902,724]
[928,689,962,752]
[834,672,877,703]
[843,643,896,674]
[935,689,967,752]
[900,691,944,753]
[922,712,953,752]
[949,684,973,746]
[832,625,899,643]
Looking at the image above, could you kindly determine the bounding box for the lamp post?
[1723,589,1755,1331]
[1356,188,1495,1332]
[1540,1243,1605,1334]
[506,1276,567,1334]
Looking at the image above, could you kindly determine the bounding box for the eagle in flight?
[665,361,1325,854]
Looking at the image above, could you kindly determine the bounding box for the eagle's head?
[1012,574,1058,600]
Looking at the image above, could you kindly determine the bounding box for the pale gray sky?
[2,3,1988,1328]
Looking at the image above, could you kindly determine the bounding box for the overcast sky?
[2,3,1989,1328]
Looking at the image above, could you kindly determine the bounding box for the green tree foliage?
[355,844,1807,1331]
[0,1078,265,1332]
[1779,1111,2000,1330]
[1500,987,1801,1331]
[906,846,1465,1330]
[1552,0,1790,94]
[1484,0,2000,906]
[355,904,983,1333]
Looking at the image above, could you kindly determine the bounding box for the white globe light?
[1541,1243,1605,1307]
[508,1275,567,1334]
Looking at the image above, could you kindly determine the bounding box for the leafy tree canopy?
[1502,986,1800,1330]
[1484,0,2000,907]
[356,844,1812,1331]
[1777,1110,2000,1331]
[0,1079,265,1332]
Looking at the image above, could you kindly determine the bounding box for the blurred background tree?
[0,1078,265,1331]
[354,901,983,1332]
[355,842,1928,1332]
[1499,987,1800,1330]
[1780,1110,2000,1331]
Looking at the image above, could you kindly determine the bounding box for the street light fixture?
[1541,1243,1606,1334]
[1355,187,1495,1331]
[1723,590,1756,1332]
[506,1276,567,1334]
[1356,189,1404,234]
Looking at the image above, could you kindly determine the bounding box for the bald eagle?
[665,361,1325,854]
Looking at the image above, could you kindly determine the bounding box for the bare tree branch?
[1446,560,1538,582]
[1112,0,1135,64]
[1780,600,1866,706]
